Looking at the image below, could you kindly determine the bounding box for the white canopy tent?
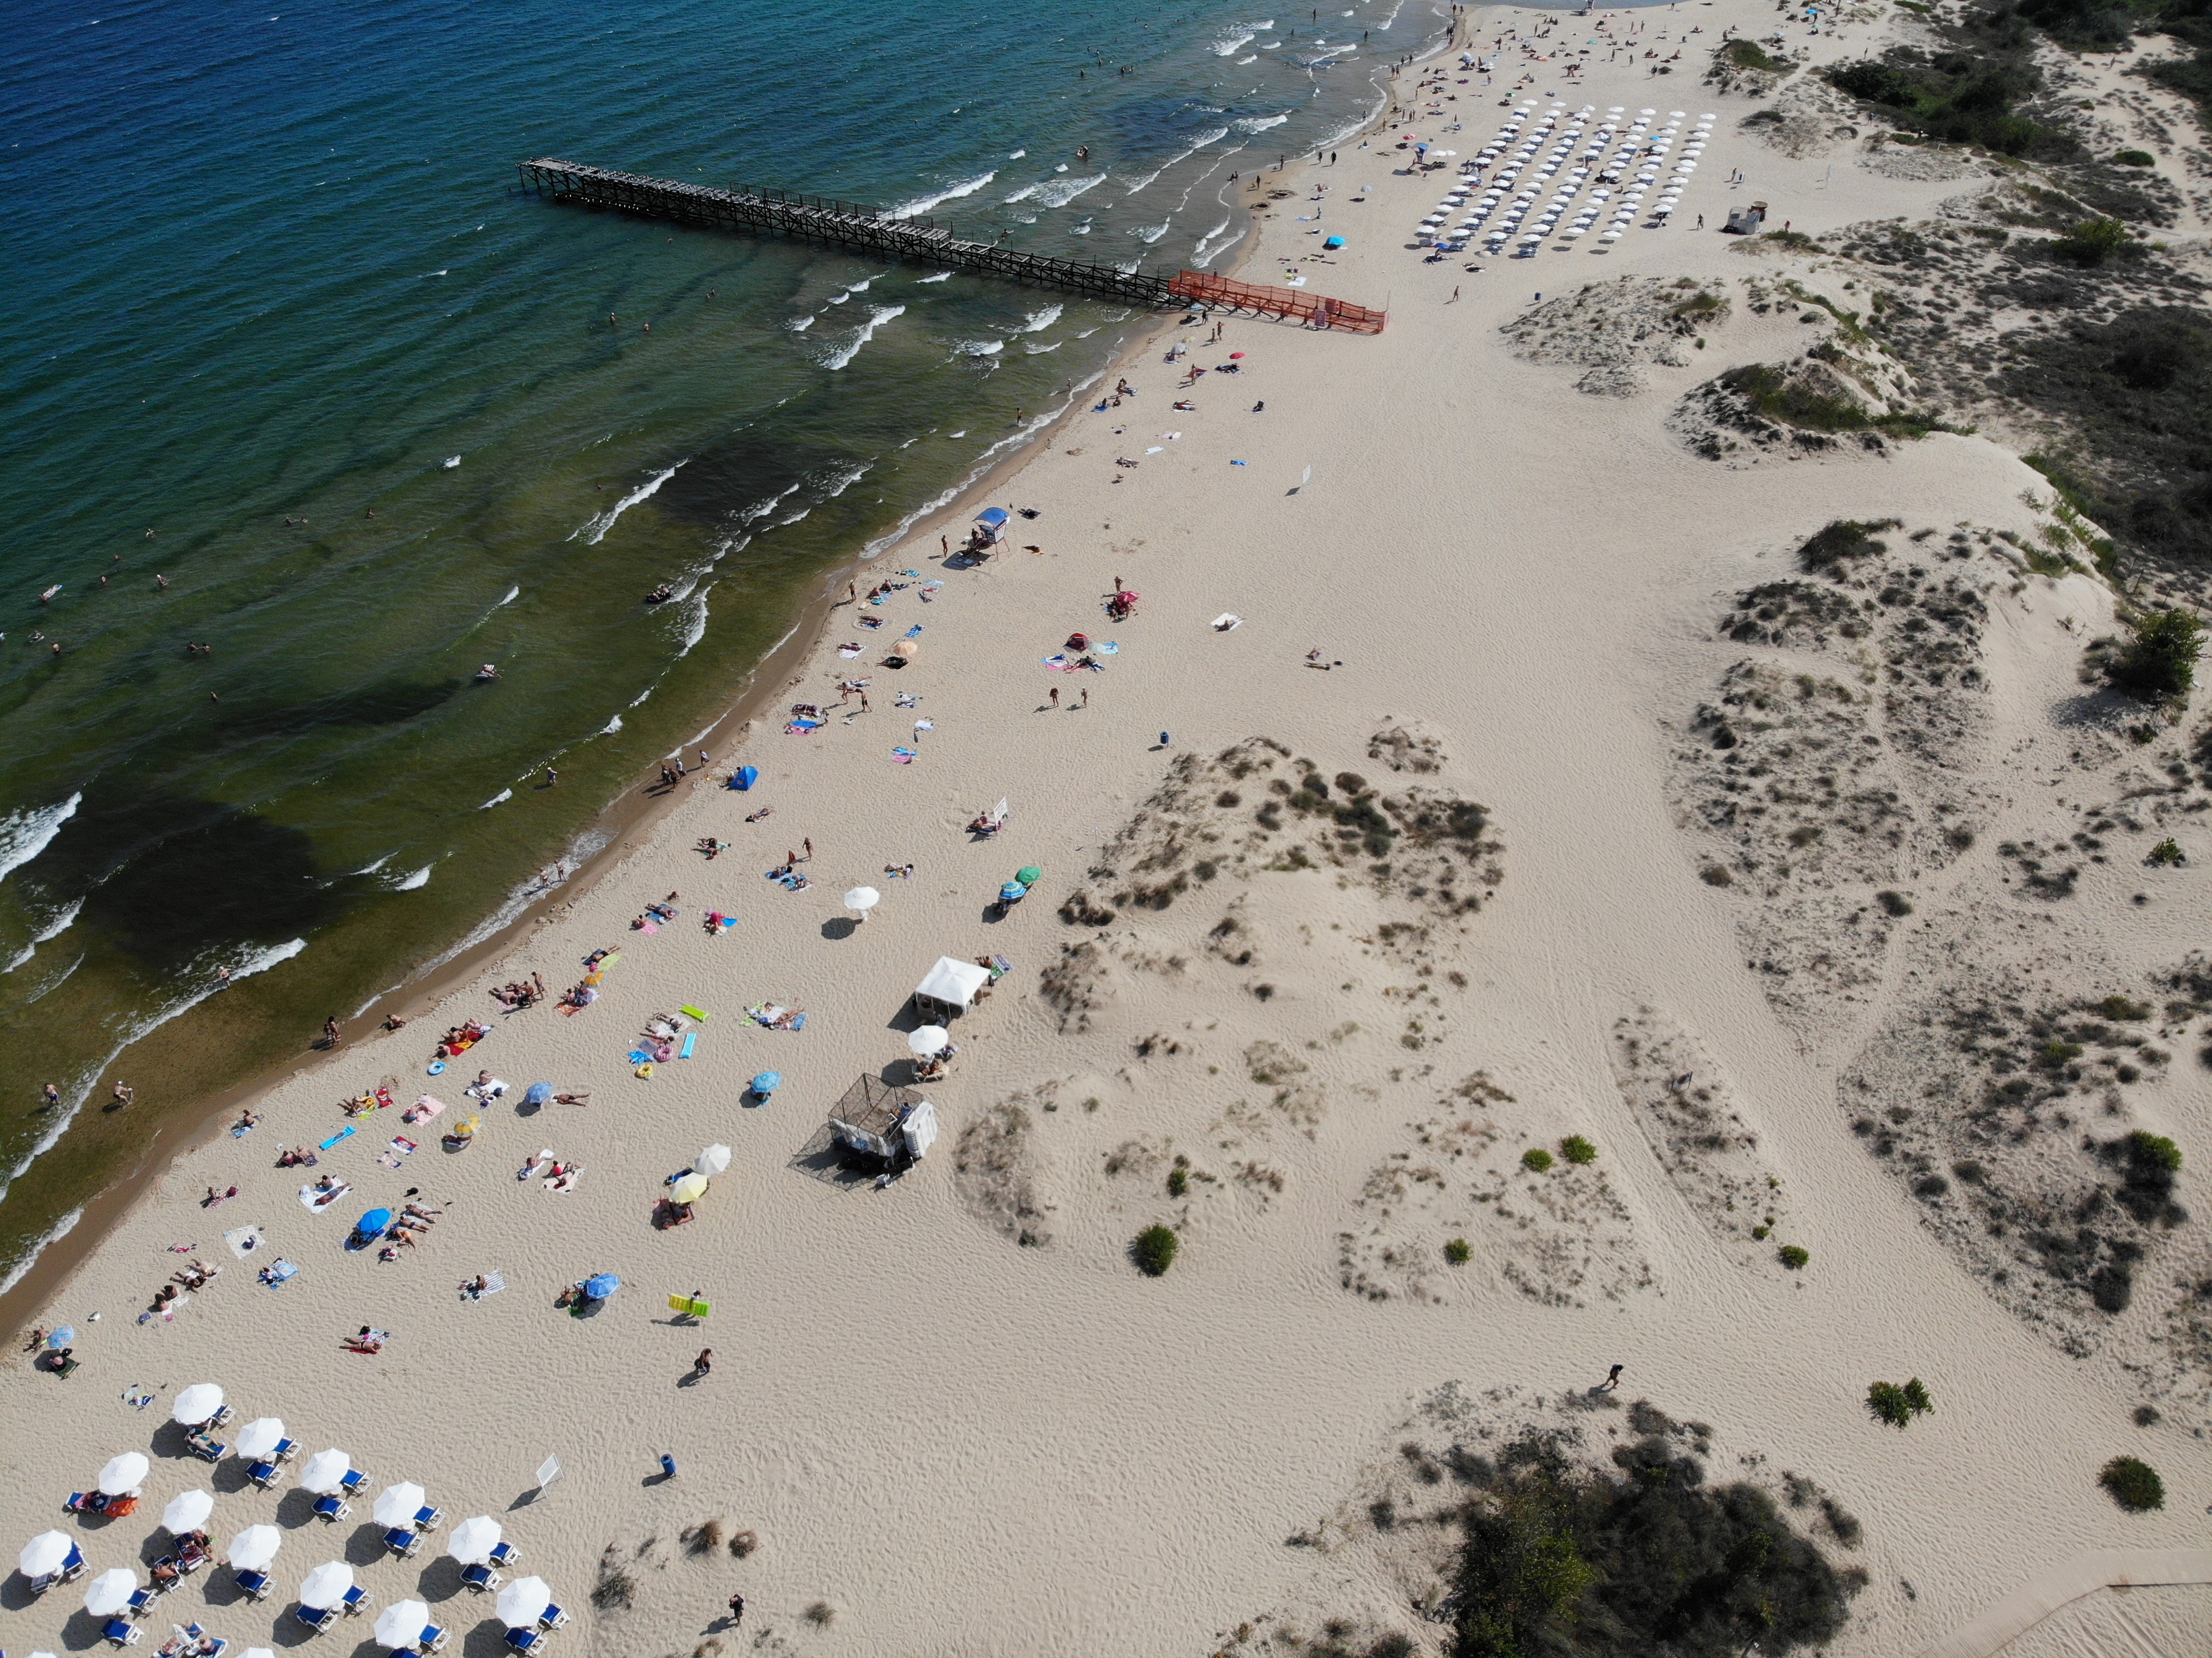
[912,956,991,1020]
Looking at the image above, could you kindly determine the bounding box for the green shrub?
[2146,837,2186,867]
[2127,1130,2182,1173]
[2099,1455,2165,1511]
[2107,608,2203,702]
[1824,49,2073,157]
[1752,1224,1771,1240]
[1166,1165,1189,1198]
[1799,517,1900,571]
[2097,995,2153,1020]
[1699,864,1734,886]
[1522,1148,1555,1173]
[2054,215,2141,267]
[2042,1040,2084,1067]
[2113,149,2155,166]
[1445,1238,1473,1265]
[1132,1224,1179,1276]
[1867,1378,1934,1428]
[1722,37,1792,73]
[1778,1245,1811,1269]
[1560,1135,1598,1166]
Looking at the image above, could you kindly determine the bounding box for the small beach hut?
[1723,200,1768,235]
[911,956,991,1020]
[827,1076,940,1164]
[972,507,1009,546]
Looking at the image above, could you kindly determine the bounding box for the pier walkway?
[516,160,1384,333]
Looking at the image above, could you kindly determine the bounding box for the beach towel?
[467,1270,506,1299]
[903,623,923,638]
[223,1224,267,1259]
[784,719,822,735]
[892,747,917,764]
[837,643,862,658]
[635,918,659,933]
[377,1137,417,1169]
[123,1385,158,1409]
[298,1181,351,1212]
[746,1003,806,1031]
[259,1259,298,1288]
[318,1125,356,1151]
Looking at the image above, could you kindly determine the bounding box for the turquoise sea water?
[0,0,1442,1285]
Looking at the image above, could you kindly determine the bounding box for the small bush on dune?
[2113,149,2155,166]
[2054,215,2142,267]
[1560,1135,1598,1166]
[1778,1245,1811,1269]
[1866,1378,1933,1428]
[2099,1455,2165,1511]
[1445,1238,1472,1265]
[2106,608,2203,704]
[1132,1224,1179,1276]
[1522,1148,1555,1173]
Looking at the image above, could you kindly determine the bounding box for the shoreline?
[0,21,1448,1333]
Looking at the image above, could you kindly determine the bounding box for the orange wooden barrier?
[1168,271,1386,334]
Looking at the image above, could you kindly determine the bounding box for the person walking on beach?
[693,1348,713,1378]
[323,1016,342,1049]
[726,1594,745,1628]
[40,1081,60,1111]
[802,837,813,861]
[1048,686,1059,708]
[545,766,558,788]
[1600,1363,1624,1392]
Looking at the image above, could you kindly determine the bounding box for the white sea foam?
[825,292,852,304]
[480,788,512,809]
[788,315,815,331]
[0,938,306,1211]
[1023,341,1061,353]
[0,793,80,886]
[1017,304,1063,333]
[1069,219,1092,235]
[819,304,904,371]
[443,455,460,468]
[352,853,393,876]
[497,585,519,606]
[574,461,685,545]
[918,271,953,283]
[3,899,82,975]
[888,171,996,219]
[629,686,654,707]
[1213,30,1255,55]
[1033,173,1105,208]
[957,339,1005,356]
[1007,148,1025,159]
[1237,53,1258,63]
[675,589,711,656]
[0,1206,81,1297]
[1190,214,1236,265]
[1236,112,1291,132]
[392,864,434,891]
[424,825,612,973]
[1136,218,1171,243]
[600,713,623,736]
[1123,128,1230,194]
[1001,182,1041,204]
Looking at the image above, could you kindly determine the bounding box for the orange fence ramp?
[1169,271,1386,334]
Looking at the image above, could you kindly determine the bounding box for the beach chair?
[293,1604,336,1636]
[413,1505,443,1531]
[103,1619,142,1647]
[538,1604,569,1631]
[127,1586,163,1616]
[233,1569,272,1601]
[338,1469,370,1495]
[271,1437,298,1462]
[382,1528,419,1559]
[66,1491,106,1513]
[341,1584,371,1615]
[460,1564,503,1595]
[311,1495,350,1523]
[420,1624,449,1651]
[206,1404,233,1427]
[188,1438,226,1464]
[486,1541,520,1567]
[501,1630,543,1655]
[29,1569,59,1595]
[247,1460,282,1488]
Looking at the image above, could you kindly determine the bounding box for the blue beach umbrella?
[523,1082,552,1107]
[750,1071,780,1097]
[354,1208,393,1236]
[582,1273,620,1301]
[731,766,758,792]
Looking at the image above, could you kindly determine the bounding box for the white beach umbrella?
[163,1489,215,1533]
[83,1569,139,1617]
[299,1561,353,1609]
[299,1449,351,1495]
[843,886,880,915]
[496,1577,552,1627]
[171,1383,224,1425]
[228,1525,282,1572]
[21,1532,73,1576]
[98,1453,149,1495]
[234,1418,285,1460]
[372,1483,427,1529]
[695,1144,732,1179]
[374,1600,431,1650]
[242,1650,276,1658]
[446,1516,502,1566]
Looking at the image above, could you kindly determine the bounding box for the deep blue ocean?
[0,0,1445,1288]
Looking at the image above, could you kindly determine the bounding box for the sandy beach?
[6,3,2211,1655]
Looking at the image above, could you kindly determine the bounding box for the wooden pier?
[515,159,1384,333]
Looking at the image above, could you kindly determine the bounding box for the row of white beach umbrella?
[1417,100,1717,254]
